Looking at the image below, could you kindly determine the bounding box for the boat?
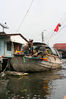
[10,42,62,72]
[0,30,62,72]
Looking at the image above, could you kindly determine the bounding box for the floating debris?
[5,71,28,77]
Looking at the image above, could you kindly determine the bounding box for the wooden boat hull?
[10,55,62,72]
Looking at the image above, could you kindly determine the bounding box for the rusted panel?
[54,43,66,51]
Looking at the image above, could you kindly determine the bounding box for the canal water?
[0,59,66,99]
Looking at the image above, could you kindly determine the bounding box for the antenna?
[0,22,9,32]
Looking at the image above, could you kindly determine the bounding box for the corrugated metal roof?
[7,33,28,44]
[7,33,28,43]
[53,43,66,51]
[0,32,28,44]
[10,35,27,44]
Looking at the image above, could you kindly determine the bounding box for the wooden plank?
[5,71,28,77]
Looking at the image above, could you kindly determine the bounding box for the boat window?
[7,42,12,51]
[46,48,52,54]
[19,44,22,51]
[14,43,22,52]
[33,46,36,49]
[51,48,57,55]
[54,48,61,58]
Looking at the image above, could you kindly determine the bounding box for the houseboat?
[10,42,62,72]
[0,32,62,72]
[0,32,28,71]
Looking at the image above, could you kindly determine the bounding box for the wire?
[16,0,34,33]
[47,31,55,44]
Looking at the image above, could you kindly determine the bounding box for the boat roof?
[33,42,49,47]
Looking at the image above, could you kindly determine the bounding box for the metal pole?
[42,32,44,43]
[41,29,46,43]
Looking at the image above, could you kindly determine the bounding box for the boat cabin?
[33,42,60,57]
[0,32,28,71]
[0,32,28,58]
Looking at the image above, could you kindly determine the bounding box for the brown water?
[0,59,66,99]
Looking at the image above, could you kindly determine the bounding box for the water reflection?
[0,60,66,99]
[0,70,63,99]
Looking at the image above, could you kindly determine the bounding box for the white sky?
[0,0,66,46]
